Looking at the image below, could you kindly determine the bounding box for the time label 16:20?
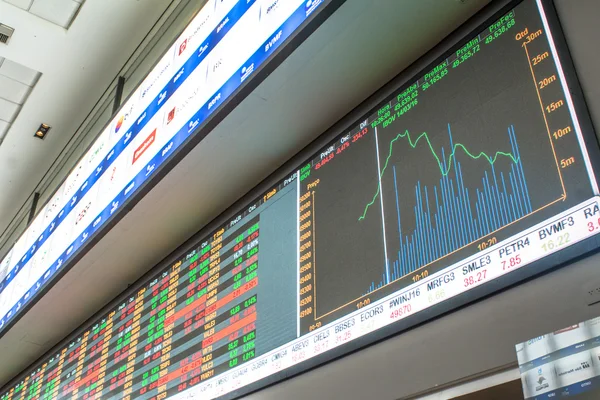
[2,1,600,400]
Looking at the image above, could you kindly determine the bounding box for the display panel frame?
[3,0,600,399]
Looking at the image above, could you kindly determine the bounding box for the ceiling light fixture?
[34,123,51,139]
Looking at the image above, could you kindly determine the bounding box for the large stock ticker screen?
[3,1,600,399]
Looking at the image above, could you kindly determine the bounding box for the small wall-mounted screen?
[517,317,600,398]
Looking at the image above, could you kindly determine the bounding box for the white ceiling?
[0,0,179,244]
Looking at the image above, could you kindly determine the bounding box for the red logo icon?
[179,39,188,56]
[133,129,157,164]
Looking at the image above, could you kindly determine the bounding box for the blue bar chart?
[366,124,533,293]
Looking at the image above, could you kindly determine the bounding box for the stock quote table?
[3,0,600,399]
[0,180,299,400]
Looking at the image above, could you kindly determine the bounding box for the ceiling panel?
[0,98,18,122]
[29,0,82,28]
[2,0,32,11]
[0,57,40,145]
[0,58,39,86]
[2,0,84,29]
[0,74,30,103]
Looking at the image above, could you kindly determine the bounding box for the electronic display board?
[517,317,600,398]
[2,0,600,399]
[0,0,333,334]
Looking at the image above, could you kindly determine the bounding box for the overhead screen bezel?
[3,0,600,398]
